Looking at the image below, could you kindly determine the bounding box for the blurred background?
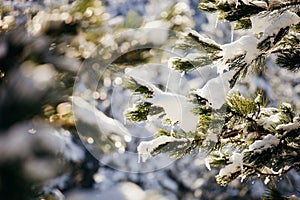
[0,0,300,199]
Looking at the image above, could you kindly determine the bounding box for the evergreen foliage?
[262,187,289,200]
[126,0,300,198]
[1,0,300,199]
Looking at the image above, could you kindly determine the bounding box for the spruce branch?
[234,18,252,30]
[122,77,153,98]
[199,0,267,22]
[176,30,222,53]
[276,48,300,71]
[269,0,300,12]
[262,187,289,200]
[169,56,214,71]
[151,138,196,159]
[128,0,300,192]
[125,102,164,122]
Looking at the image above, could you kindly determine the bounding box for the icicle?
[230,22,234,42]
[165,69,172,92]
[205,157,212,171]
[178,71,185,88]
[264,177,270,185]
[181,71,185,77]
[215,14,219,28]
[171,46,175,54]
[235,0,238,8]
[241,175,246,183]
[170,125,174,136]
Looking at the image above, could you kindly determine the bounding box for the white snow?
[261,166,282,175]
[218,0,261,7]
[137,136,177,162]
[251,10,300,41]
[125,64,201,133]
[73,96,131,139]
[264,176,270,185]
[251,1,267,8]
[218,153,243,177]
[254,94,262,103]
[250,14,273,35]
[148,91,198,132]
[218,0,267,7]
[262,11,300,41]
[195,70,234,109]
[248,134,280,153]
[257,107,282,130]
[218,0,237,5]
[281,102,292,110]
[124,70,199,132]
[276,119,300,132]
[259,107,278,115]
[260,113,281,129]
[221,35,259,64]
[206,131,218,143]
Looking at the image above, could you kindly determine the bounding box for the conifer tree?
[125,0,300,197]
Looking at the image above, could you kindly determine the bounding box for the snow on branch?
[147,88,198,133]
[248,134,280,153]
[137,136,191,162]
[276,117,300,132]
[176,30,222,53]
[125,0,300,189]
[194,70,234,109]
[218,152,243,178]
[221,35,259,64]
